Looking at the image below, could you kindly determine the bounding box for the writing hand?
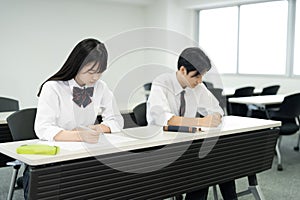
[73,126,101,143]
[88,124,111,133]
[201,113,222,127]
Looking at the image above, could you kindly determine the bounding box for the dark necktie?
[179,90,186,116]
[72,87,94,108]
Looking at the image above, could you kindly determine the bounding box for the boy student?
[146,47,237,200]
[22,38,124,199]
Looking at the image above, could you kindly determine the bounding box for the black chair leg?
[294,132,300,151]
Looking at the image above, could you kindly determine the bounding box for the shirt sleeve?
[146,82,174,126]
[99,85,124,132]
[34,82,64,141]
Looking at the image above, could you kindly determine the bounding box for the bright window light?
[294,0,300,75]
[199,7,238,74]
[239,1,288,75]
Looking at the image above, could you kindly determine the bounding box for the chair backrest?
[143,83,152,91]
[208,88,226,110]
[133,103,148,126]
[233,86,255,97]
[6,108,38,141]
[278,93,300,118]
[0,97,19,112]
[203,81,214,89]
[261,85,280,95]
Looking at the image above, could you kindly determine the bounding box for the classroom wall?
[0,0,146,109]
[0,0,197,110]
[1,0,299,111]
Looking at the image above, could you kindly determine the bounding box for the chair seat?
[280,123,299,135]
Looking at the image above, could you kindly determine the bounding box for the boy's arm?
[168,113,222,127]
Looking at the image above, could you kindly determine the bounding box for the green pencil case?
[16,144,60,155]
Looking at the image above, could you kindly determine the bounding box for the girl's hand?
[88,124,111,133]
[78,130,100,144]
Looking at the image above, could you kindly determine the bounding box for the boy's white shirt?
[146,72,224,126]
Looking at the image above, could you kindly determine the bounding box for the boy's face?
[180,66,205,88]
[75,62,102,87]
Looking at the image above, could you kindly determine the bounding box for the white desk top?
[228,94,286,106]
[223,88,262,96]
[0,116,281,166]
[0,111,14,125]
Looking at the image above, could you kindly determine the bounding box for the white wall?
[0,0,145,109]
[1,0,299,111]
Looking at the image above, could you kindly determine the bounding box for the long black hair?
[37,38,108,96]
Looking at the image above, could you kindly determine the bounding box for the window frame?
[197,0,299,78]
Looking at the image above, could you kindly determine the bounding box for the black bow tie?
[72,87,94,108]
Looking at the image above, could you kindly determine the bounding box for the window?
[199,7,238,74]
[294,0,300,75]
[198,1,289,75]
[239,1,288,75]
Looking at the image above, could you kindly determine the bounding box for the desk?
[0,109,138,167]
[0,111,14,124]
[228,95,286,117]
[223,88,262,97]
[0,116,280,200]
[228,95,285,107]
[0,111,14,167]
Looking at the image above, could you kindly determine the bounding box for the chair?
[143,83,152,100]
[267,93,300,171]
[133,103,147,126]
[260,85,280,96]
[251,85,281,118]
[0,97,19,112]
[6,108,38,200]
[143,82,152,91]
[203,81,214,89]
[228,87,255,116]
[208,88,227,114]
[233,86,255,97]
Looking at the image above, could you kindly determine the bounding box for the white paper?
[38,134,138,151]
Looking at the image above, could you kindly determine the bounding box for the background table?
[228,94,286,117]
[228,95,285,107]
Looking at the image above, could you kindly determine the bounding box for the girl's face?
[75,62,102,87]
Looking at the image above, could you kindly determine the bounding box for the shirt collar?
[172,72,185,96]
[68,79,85,89]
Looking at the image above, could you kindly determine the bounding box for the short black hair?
[177,47,211,76]
[37,38,107,96]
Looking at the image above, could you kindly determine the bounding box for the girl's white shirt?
[35,79,124,141]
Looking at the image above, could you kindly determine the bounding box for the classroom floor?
[1,133,300,200]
